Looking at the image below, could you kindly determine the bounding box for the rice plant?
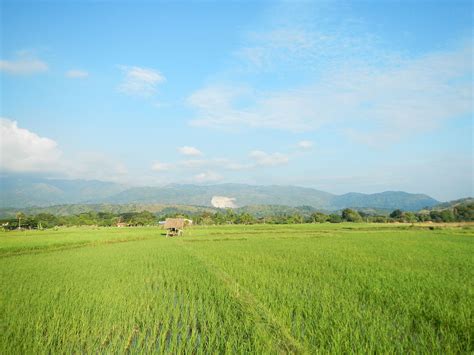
[1,224,472,353]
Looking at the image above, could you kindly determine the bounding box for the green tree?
[328,214,342,223]
[390,209,404,220]
[439,209,455,222]
[238,213,255,225]
[342,208,362,222]
[35,213,58,229]
[429,211,443,222]
[287,213,304,224]
[372,216,388,223]
[454,204,474,221]
[213,212,226,225]
[416,212,431,222]
[224,209,237,224]
[130,211,156,226]
[311,212,328,223]
[403,212,417,223]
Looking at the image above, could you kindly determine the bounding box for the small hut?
[163,218,186,237]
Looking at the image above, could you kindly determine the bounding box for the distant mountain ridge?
[0,176,127,208]
[105,183,336,208]
[0,176,440,211]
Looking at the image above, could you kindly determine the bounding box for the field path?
[179,241,308,354]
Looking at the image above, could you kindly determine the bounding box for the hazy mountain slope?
[0,176,126,208]
[332,191,439,211]
[0,177,441,210]
[104,183,335,208]
[103,184,438,210]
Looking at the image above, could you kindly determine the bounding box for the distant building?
[116,222,128,228]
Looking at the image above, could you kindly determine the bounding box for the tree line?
[1,203,473,230]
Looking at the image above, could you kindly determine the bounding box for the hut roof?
[164,218,185,229]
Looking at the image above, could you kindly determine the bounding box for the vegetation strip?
[180,241,307,354]
[2,198,472,231]
[0,236,155,258]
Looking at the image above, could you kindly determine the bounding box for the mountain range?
[0,176,440,211]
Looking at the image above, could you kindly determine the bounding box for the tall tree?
[16,212,26,229]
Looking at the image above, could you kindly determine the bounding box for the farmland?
[1,224,473,353]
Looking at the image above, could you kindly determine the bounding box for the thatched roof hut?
[164,218,185,230]
[163,218,187,236]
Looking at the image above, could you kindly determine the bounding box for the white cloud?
[178,146,202,156]
[180,158,252,171]
[151,157,243,174]
[0,118,130,182]
[0,118,61,172]
[66,69,89,78]
[150,149,290,176]
[151,161,173,172]
[0,53,48,75]
[189,43,472,142]
[297,140,313,149]
[194,171,223,183]
[117,66,165,97]
[249,150,289,166]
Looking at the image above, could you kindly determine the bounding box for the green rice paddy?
[1,224,473,353]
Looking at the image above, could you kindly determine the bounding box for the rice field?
[1,224,473,353]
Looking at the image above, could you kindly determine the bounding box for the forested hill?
[427,198,474,211]
[1,177,439,211]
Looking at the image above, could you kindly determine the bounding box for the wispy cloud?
[189,42,472,143]
[188,0,471,146]
[117,66,165,97]
[193,171,223,183]
[66,69,89,78]
[151,162,173,172]
[249,150,289,166]
[0,52,48,75]
[236,28,320,71]
[297,140,313,150]
[178,146,202,156]
[149,147,292,182]
[234,3,384,75]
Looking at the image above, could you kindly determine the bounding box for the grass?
[1,223,473,353]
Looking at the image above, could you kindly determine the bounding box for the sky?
[0,0,472,201]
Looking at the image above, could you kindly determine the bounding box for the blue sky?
[1,0,472,201]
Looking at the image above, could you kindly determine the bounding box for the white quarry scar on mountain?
[211,196,237,208]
